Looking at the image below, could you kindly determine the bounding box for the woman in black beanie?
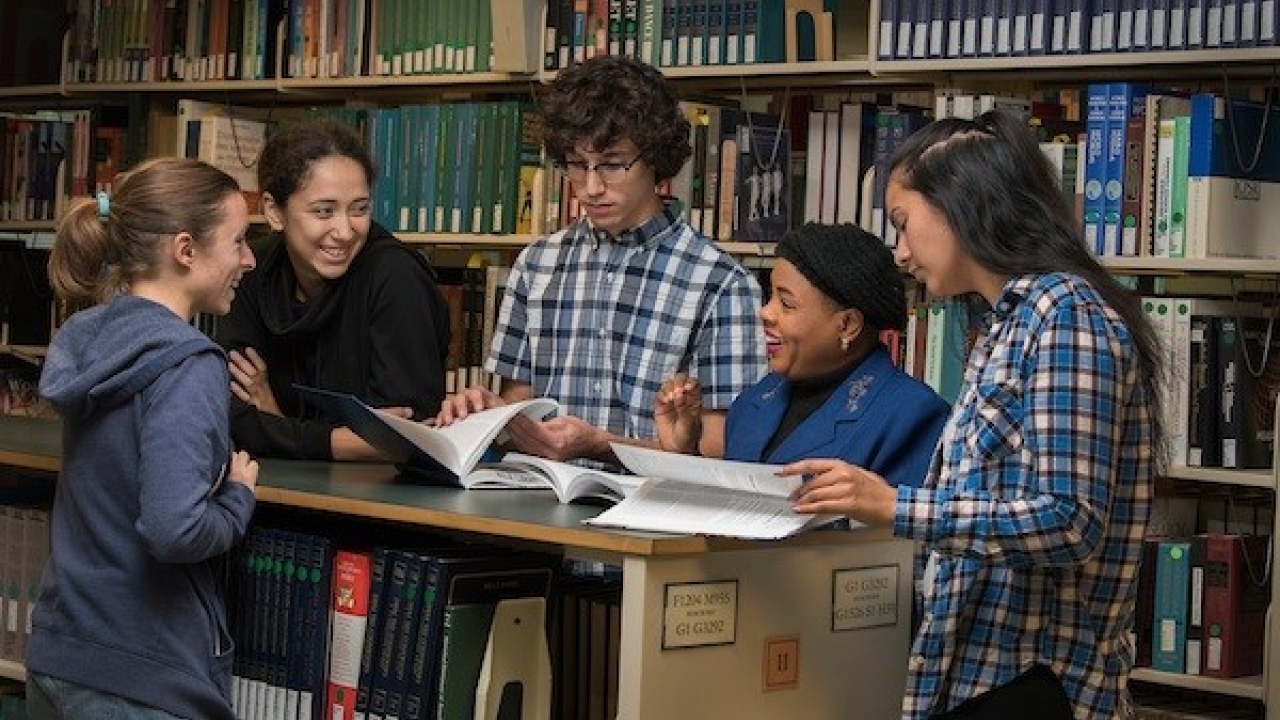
[655,222,949,488]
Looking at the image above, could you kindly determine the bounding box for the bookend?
[785,0,834,61]
[474,597,552,720]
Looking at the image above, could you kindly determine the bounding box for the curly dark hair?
[257,120,376,207]
[536,56,692,182]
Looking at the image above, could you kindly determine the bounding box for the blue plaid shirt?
[486,207,766,442]
[895,273,1155,720]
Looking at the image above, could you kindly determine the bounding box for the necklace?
[740,83,789,173]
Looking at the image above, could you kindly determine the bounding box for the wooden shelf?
[0,660,25,683]
[1102,256,1280,276]
[869,46,1280,80]
[1164,465,1276,490]
[0,345,47,366]
[1132,668,1265,701]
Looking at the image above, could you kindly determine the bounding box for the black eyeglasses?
[554,156,642,184]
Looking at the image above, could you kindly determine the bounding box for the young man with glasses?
[435,55,766,465]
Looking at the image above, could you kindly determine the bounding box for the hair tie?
[96,190,110,218]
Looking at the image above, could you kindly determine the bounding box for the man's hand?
[433,385,506,426]
[504,414,610,463]
[655,374,703,454]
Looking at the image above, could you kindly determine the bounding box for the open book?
[293,385,559,485]
[584,444,847,540]
[464,453,645,505]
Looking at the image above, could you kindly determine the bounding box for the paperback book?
[584,444,845,540]
[464,453,644,505]
[293,385,558,485]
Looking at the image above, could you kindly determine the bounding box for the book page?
[584,480,839,540]
[374,398,559,477]
[465,453,643,505]
[610,443,797,496]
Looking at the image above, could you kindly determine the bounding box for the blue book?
[1049,0,1069,51]
[1152,540,1192,673]
[1150,0,1171,47]
[354,548,392,720]
[1206,0,1225,45]
[1104,82,1148,257]
[962,0,982,56]
[1222,0,1242,45]
[1028,0,1050,52]
[1240,0,1260,45]
[417,104,441,233]
[1067,0,1088,51]
[914,0,932,57]
[947,0,965,55]
[1184,93,1280,258]
[369,107,400,230]
[299,533,333,720]
[1091,0,1116,51]
[1117,0,1134,49]
[1168,0,1190,46]
[877,0,898,58]
[1187,0,1207,46]
[1083,83,1110,255]
[978,0,997,54]
[930,0,951,56]
[757,0,786,61]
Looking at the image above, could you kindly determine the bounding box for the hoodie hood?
[40,294,223,420]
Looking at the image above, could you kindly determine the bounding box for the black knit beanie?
[775,222,907,332]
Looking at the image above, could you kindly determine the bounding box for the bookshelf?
[1126,421,1280,709]
[2,1,1279,717]
[0,414,918,719]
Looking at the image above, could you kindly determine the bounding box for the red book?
[325,550,374,720]
[1201,534,1270,678]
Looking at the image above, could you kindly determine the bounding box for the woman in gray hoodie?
[27,157,259,720]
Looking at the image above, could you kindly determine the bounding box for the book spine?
[1083,83,1109,256]
[354,548,390,720]
[327,550,374,720]
[1202,534,1270,677]
[1152,540,1191,673]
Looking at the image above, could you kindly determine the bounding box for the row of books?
[668,102,791,243]
[0,114,76,224]
[882,297,978,405]
[227,524,621,720]
[542,0,852,70]
[0,103,134,224]
[0,503,49,666]
[877,0,1280,60]
[366,101,539,237]
[1136,533,1272,678]
[1133,684,1264,719]
[0,370,45,420]
[1081,84,1280,260]
[63,0,538,84]
[436,265,509,396]
[886,289,1280,471]
[1145,296,1280,470]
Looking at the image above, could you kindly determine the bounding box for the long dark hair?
[890,110,1165,458]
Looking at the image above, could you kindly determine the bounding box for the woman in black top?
[216,120,450,461]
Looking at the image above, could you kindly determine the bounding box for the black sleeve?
[215,252,337,461]
[361,245,450,421]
